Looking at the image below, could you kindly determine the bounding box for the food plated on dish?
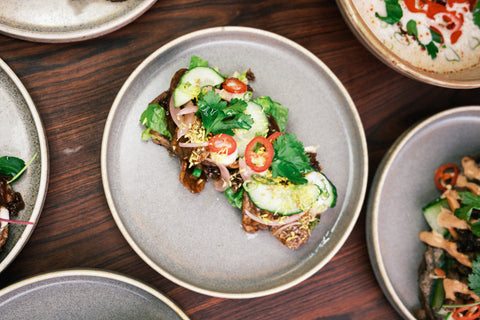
[102,26,367,297]
[356,0,480,73]
[417,156,480,320]
[139,56,337,250]
[367,106,480,319]
[0,155,36,250]
[336,0,480,88]
[0,58,48,273]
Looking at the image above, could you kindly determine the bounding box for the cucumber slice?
[305,171,337,214]
[245,181,321,216]
[233,101,269,157]
[422,198,450,236]
[173,67,224,107]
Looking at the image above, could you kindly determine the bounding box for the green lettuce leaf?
[140,103,172,140]
[253,96,289,132]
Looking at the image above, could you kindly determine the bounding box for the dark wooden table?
[1,1,479,319]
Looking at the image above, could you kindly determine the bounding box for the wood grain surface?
[1,1,480,319]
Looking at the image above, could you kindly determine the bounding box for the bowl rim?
[336,0,480,89]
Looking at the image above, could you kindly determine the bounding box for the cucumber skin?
[245,182,320,216]
[422,198,450,236]
[173,67,224,107]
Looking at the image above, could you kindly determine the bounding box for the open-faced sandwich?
[139,56,337,249]
[0,155,35,250]
[418,155,480,319]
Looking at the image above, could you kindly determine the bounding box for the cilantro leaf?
[406,19,440,59]
[140,103,172,140]
[189,56,208,69]
[375,0,403,25]
[196,91,253,136]
[454,192,480,225]
[472,221,480,237]
[270,133,312,184]
[469,256,480,296]
[253,96,289,132]
[474,1,480,29]
[425,42,439,59]
[0,156,25,177]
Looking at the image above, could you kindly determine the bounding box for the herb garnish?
[474,1,480,29]
[406,20,442,59]
[189,56,208,69]
[454,192,480,236]
[140,103,173,140]
[0,153,38,184]
[469,256,480,296]
[375,0,403,24]
[196,90,253,136]
[270,133,312,185]
[253,96,289,133]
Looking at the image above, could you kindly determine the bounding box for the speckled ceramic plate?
[367,106,480,319]
[336,0,480,89]
[101,26,368,298]
[0,0,157,43]
[0,58,48,273]
[0,269,189,319]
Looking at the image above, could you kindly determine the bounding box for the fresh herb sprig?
[253,96,289,133]
[469,256,480,296]
[0,153,38,184]
[375,0,403,24]
[474,1,480,29]
[406,20,442,59]
[140,103,172,140]
[454,192,480,236]
[196,90,253,136]
[270,133,312,185]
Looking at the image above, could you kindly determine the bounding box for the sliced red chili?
[267,132,284,143]
[452,305,480,320]
[434,163,459,191]
[208,134,237,155]
[222,78,247,94]
[245,136,274,172]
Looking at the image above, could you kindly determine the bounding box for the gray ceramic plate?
[0,0,156,43]
[367,106,480,319]
[0,269,189,319]
[101,26,368,298]
[0,58,48,273]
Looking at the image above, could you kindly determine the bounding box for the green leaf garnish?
[270,133,312,185]
[469,256,480,296]
[253,96,289,133]
[140,103,172,140]
[454,192,480,236]
[0,156,25,177]
[0,153,37,184]
[474,1,480,29]
[406,19,440,59]
[196,91,253,136]
[375,0,403,25]
[224,187,244,210]
[189,56,208,69]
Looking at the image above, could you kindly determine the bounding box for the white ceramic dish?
[102,26,368,298]
[0,0,157,43]
[367,106,480,319]
[336,0,480,89]
[0,58,48,273]
[0,269,189,319]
